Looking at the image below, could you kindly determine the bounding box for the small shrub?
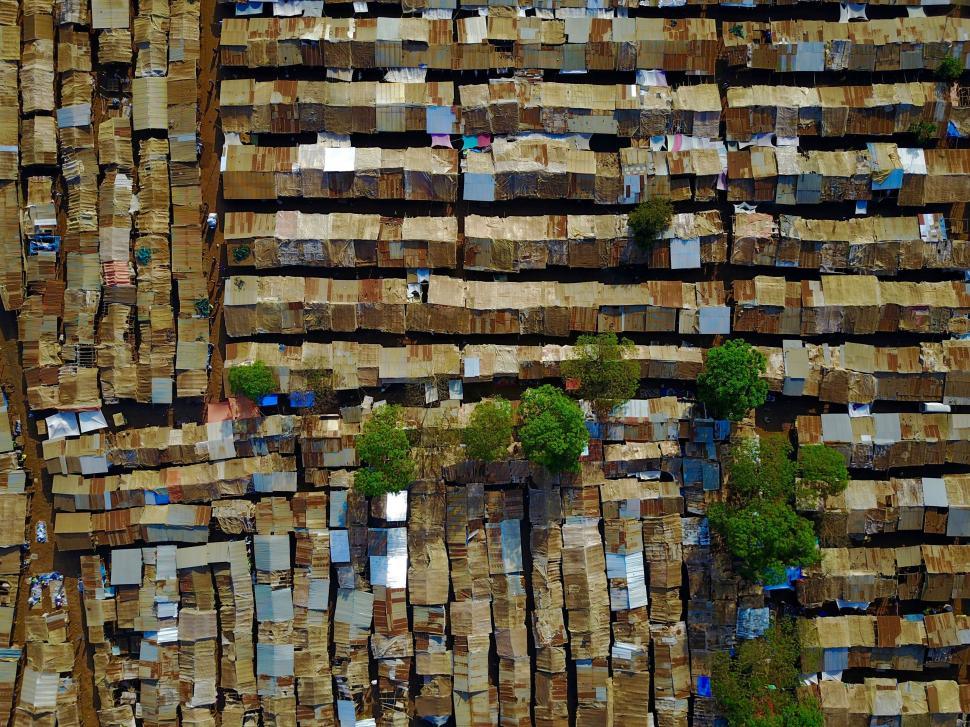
[908,120,937,147]
[233,244,252,262]
[463,398,513,462]
[518,385,589,474]
[355,405,415,497]
[936,54,963,82]
[194,298,213,317]
[227,361,275,401]
[697,340,768,422]
[560,332,640,418]
[628,198,673,247]
[798,444,849,499]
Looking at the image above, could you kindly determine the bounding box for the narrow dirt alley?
[0,311,97,724]
[200,0,226,405]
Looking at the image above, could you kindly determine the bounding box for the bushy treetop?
[518,385,589,474]
[708,498,819,584]
[227,361,276,401]
[697,339,768,422]
[354,405,415,497]
[560,332,640,418]
[462,397,513,463]
[628,197,673,247]
[713,619,823,727]
[798,444,849,499]
[727,433,796,504]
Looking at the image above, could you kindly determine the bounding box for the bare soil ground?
[200,0,226,406]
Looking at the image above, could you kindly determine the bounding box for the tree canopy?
[936,55,963,82]
[713,618,823,727]
[518,385,589,474]
[710,434,820,584]
[697,340,768,421]
[462,398,513,462]
[354,405,415,497]
[727,433,796,503]
[560,332,640,418]
[798,444,849,499]
[227,361,276,401]
[708,498,819,584]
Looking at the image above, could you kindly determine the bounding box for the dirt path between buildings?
[0,314,97,725]
[200,0,227,406]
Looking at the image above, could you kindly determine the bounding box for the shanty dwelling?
[222,144,461,202]
[820,679,967,726]
[223,212,460,270]
[797,412,970,470]
[731,211,963,274]
[724,82,947,141]
[8,0,970,719]
[217,16,720,73]
[807,476,970,537]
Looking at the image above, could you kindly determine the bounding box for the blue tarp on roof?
[699,306,731,334]
[697,675,712,697]
[763,566,803,592]
[235,1,263,14]
[702,461,720,491]
[464,173,495,202]
[683,459,703,485]
[872,168,904,191]
[823,647,849,672]
[737,607,771,639]
[289,391,315,408]
[620,175,641,204]
[426,106,456,134]
[670,238,701,269]
[255,585,295,622]
[256,643,294,677]
[794,42,825,72]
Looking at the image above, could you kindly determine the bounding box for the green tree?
[936,55,963,82]
[713,619,823,727]
[561,332,640,418]
[697,340,768,421]
[798,444,849,499]
[628,197,673,247]
[519,385,589,474]
[462,398,513,462]
[908,120,937,147]
[727,434,796,504]
[714,434,819,583]
[354,405,415,497]
[194,298,213,317]
[227,361,276,401]
[708,499,819,584]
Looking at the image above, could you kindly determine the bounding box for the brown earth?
[200,0,226,406]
